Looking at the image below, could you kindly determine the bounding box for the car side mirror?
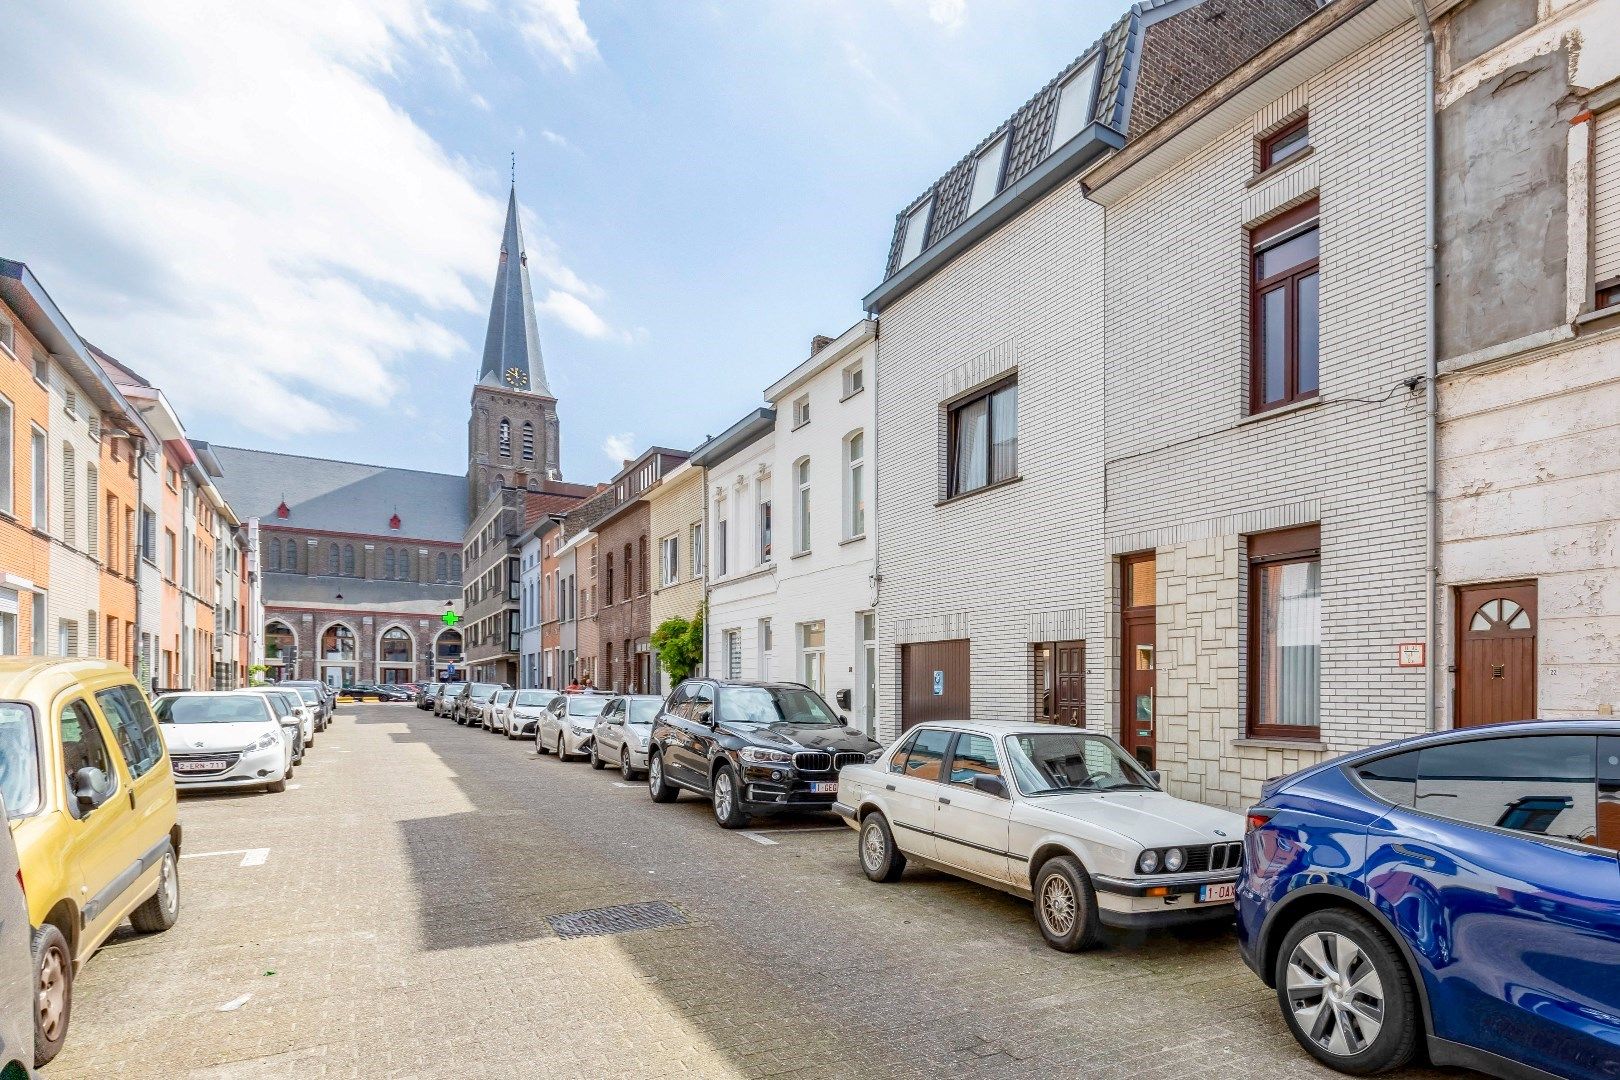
[837,714,848,726]
[972,775,1008,799]
[1147,770,1163,787]
[695,708,713,726]
[73,767,109,810]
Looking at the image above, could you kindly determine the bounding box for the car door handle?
[1392,844,1437,866]
[884,784,896,792]
[938,797,951,805]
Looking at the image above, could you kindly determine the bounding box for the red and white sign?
[1397,642,1426,668]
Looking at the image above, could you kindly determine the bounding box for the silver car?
[244,688,314,755]
[480,689,515,731]
[591,695,662,779]
[434,682,468,718]
[537,693,608,761]
[454,683,502,727]
[0,793,32,1078]
[502,689,560,740]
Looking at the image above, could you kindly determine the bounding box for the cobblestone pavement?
[48,704,1460,1079]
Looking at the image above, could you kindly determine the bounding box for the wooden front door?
[1120,553,1157,768]
[1055,642,1085,726]
[1455,581,1537,728]
[899,640,970,733]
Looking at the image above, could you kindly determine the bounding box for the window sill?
[1575,303,1620,328]
[935,474,1022,507]
[1236,395,1321,427]
[839,386,865,403]
[838,534,867,547]
[790,420,810,431]
[1245,146,1314,190]
[1232,736,1327,752]
[790,550,811,560]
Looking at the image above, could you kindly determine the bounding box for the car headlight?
[864,748,884,763]
[571,721,593,733]
[1163,847,1185,873]
[1137,849,1160,874]
[739,746,792,764]
[281,724,299,739]
[254,732,282,751]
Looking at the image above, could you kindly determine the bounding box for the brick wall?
[595,501,652,693]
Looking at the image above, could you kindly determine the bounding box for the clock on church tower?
[504,367,528,389]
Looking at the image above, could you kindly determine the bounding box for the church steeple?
[478,185,551,396]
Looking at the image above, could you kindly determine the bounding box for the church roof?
[478,187,552,396]
[209,445,469,543]
[265,574,460,616]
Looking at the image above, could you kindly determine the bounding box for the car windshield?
[253,693,292,718]
[155,696,271,725]
[293,688,320,705]
[468,683,500,701]
[567,696,608,717]
[447,684,467,697]
[0,702,42,820]
[717,686,839,726]
[627,699,660,725]
[514,691,554,707]
[1003,731,1156,795]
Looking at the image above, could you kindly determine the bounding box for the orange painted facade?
[98,423,140,672]
[0,296,51,652]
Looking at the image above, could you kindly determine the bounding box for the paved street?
[50,703,1453,1079]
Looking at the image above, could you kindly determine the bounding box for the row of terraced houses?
[513,0,1620,810]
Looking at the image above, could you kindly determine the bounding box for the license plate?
[807,781,838,794]
[175,760,227,773]
[1198,882,1236,904]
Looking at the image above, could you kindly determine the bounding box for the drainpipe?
[133,434,145,691]
[1411,0,1439,730]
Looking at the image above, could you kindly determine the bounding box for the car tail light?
[15,869,24,896]
[1245,808,1276,834]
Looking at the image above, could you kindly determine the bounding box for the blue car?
[1237,721,1620,1078]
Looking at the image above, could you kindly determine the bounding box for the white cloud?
[0,1,622,439]
[540,128,572,148]
[922,0,967,31]
[602,432,636,464]
[513,0,599,71]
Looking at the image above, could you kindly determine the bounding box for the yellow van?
[0,658,180,1067]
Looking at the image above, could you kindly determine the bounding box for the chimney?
[810,334,834,356]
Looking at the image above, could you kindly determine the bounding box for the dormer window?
[967,133,1008,215]
[792,395,811,428]
[1051,57,1100,151]
[898,198,933,265]
[1261,114,1310,171]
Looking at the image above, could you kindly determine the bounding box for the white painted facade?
[44,358,104,662]
[518,529,542,688]
[703,428,776,684]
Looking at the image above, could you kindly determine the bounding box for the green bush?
[650,608,704,683]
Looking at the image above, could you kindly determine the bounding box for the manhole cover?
[546,900,687,939]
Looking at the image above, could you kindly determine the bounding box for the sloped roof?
[210,445,468,543]
[264,574,460,615]
[478,186,552,397]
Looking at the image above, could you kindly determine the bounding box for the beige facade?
[646,459,704,638]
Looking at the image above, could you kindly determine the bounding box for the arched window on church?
[451,553,462,580]
[498,418,511,457]
[436,552,448,583]
[521,421,535,461]
[397,549,410,580]
[383,548,396,580]
[342,544,355,576]
[267,537,281,572]
[328,543,340,574]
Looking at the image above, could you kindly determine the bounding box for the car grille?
[170,752,241,777]
[793,752,833,772]
[834,752,867,770]
[1183,842,1243,873]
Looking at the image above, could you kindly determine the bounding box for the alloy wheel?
[158,853,178,917]
[715,772,734,820]
[1039,874,1076,936]
[1286,932,1386,1058]
[621,748,632,779]
[861,821,886,872]
[649,756,662,791]
[37,943,66,1040]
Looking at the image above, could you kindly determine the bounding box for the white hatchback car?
[499,689,560,740]
[836,720,1246,951]
[590,694,662,778]
[537,693,609,761]
[154,691,298,794]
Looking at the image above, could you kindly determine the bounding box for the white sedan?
[590,694,662,778]
[154,691,298,794]
[537,693,609,761]
[499,689,561,739]
[835,720,1246,951]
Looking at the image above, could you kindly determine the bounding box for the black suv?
[647,679,882,828]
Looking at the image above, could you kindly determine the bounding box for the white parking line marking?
[218,992,253,1012]
[182,848,270,868]
[611,782,639,789]
[288,784,302,790]
[751,825,848,834]
[740,832,779,846]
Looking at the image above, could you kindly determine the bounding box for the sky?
[0,0,1119,483]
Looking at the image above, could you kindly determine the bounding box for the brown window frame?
[1246,524,1322,740]
[1259,114,1309,172]
[1597,278,1620,311]
[945,375,1018,498]
[1249,200,1320,415]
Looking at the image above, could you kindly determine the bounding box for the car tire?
[1032,856,1102,953]
[265,777,287,794]
[130,847,181,934]
[1274,909,1419,1075]
[621,748,636,781]
[711,765,750,829]
[305,732,315,747]
[31,923,72,1068]
[555,733,572,761]
[647,752,678,803]
[591,744,607,770]
[858,812,907,882]
[536,730,550,754]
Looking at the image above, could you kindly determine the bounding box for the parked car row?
[427,674,1620,1080]
[154,680,335,795]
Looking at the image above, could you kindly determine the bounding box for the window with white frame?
[1051,57,1100,150]
[661,535,678,586]
[967,132,1008,214]
[724,629,742,680]
[1595,107,1620,309]
[0,395,12,517]
[844,431,865,539]
[715,516,728,577]
[758,618,772,680]
[0,589,16,654]
[842,361,864,398]
[690,521,704,579]
[31,429,46,531]
[792,395,810,428]
[798,621,825,693]
[794,458,811,555]
[0,311,13,356]
[899,197,932,265]
[757,498,772,564]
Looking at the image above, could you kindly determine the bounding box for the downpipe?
[1411,0,1440,730]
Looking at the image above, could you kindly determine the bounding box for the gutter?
[1411,0,1439,730]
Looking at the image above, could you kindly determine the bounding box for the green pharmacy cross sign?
[441,610,460,627]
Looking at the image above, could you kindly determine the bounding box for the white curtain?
[954,398,988,492]
[1259,560,1320,728]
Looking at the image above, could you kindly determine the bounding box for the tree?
[650,608,704,683]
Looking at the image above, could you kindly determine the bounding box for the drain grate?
[546,900,687,939]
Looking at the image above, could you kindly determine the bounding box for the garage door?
[899,640,970,732]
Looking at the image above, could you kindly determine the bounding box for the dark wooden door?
[1055,642,1085,726]
[1456,581,1537,728]
[1120,553,1157,768]
[900,640,970,733]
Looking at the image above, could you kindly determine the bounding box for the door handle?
[1392,844,1437,866]
[884,784,895,792]
[938,796,951,805]
[128,791,136,810]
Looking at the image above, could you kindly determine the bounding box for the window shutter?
[62,446,77,545]
[1595,109,1620,284]
[86,466,99,557]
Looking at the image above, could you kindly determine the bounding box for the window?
[1247,525,1321,739]
[1260,114,1310,171]
[31,429,46,530]
[794,458,811,554]
[342,544,355,576]
[947,733,1001,788]
[63,388,77,417]
[0,395,11,516]
[604,552,614,605]
[715,518,728,577]
[60,700,116,816]
[898,198,932,265]
[1595,109,1620,309]
[792,395,810,428]
[436,552,449,583]
[861,612,877,730]
[890,728,951,782]
[842,361,864,398]
[521,421,535,461]
[381,627,412,664]
[758,618,772,680]
[498,418,511,457]
[62,445,76,545]
[967,132,1008,214]
[844,431,865,538]
[757,499,772,563]
[85,465,98,557]
[1402,736,1600,846]
[58,619,78,658]
[383,548,396,579]
[450,553,461,580]
[1051,57,1100,149]
[164,530,177,579]
[0,589,15,653]
[799,620,825,693]
[691,522,704,578]
[321,625,355,661]
[661,536,678,586]
[95,685,164,779]
[947,377,1017,497]
[637,537,648,595]
[0,311,12,355]
[31,593,44,656]
[33,351,48,386]
[327,543,339,575]
[724,629,742,681]
[1250,200,1320,412]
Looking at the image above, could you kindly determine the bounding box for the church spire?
[478,185,551,396]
